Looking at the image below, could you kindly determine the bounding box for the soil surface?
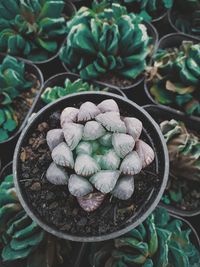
[19,110,160,237]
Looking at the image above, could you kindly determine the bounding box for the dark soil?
[162,173,200,212]
[12,73,40,135]
[98,73,142,88]
[19,110,159,237]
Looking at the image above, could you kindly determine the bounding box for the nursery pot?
[34,72,127,111]
[61,22,158,93]
[144,33,200,123]
[0,55,44,165]
[168,6,200,40]
[144,105,200,217]
[73,211,200,267]
[13,92,169,242]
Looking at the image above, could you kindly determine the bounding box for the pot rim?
[13,91,169,242]
[0,55,44,146]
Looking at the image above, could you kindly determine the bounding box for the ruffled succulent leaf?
[90,171,120,193]
[120,151,142,175]
[68,174,93,197]
[63,123,83,150]
[96,111,126,133]
[83,121,106,141]
[99,133,113,147]
[112,133,135,159]
[75,154,100,176]
[112,175,134,200]
[77,192,106,212]
[135,140,155,168]
[76,141,93,155]
[78,101,100,122]
[46,129,64,151]
[100,149,121,170]
[97,99,120,113]
[51,142,74,168]
[60,107,79,126]
[124,117,143,140]
[46,162,69,185]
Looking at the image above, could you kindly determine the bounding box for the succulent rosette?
[92,0,173,21]
[90,207,200,267]
[45,99,155,212]
[0,55,34,142]
[41,78,108,104]
[160,119,200,183]
[60,3,151,80]
[0,0,68,62]
[149,41,200,116]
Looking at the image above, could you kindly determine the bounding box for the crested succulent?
[0,174,45,262]
[92,0,173,21]
[0,0,68,62]
[0,55,34,142]
[0,173,73,265]
[171,0,200,37]
[149,41,200,116]
[60,3,151,80]
[45,99,155,212]
[160,119,200,183]
[41,78,108,104]
[90,207,200,267]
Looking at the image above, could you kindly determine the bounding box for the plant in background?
[92,0,173,21]
[160,119,200,183]
[148,41,200,116]
[172,0,200,37]
[41,78,108,104]
[90,207,200,266]
[0,173,72,265]
[0,0,67,62]
[0,56,34,142]
[45,99,155,212]
[60,3,151,80]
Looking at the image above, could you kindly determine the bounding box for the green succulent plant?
[41,78,108,104]
[160,119,200,183]
[172,0,200,37]
[149,41,200,116]
[0,55,34,142]
[45,98,155,212]
[0,0,67,62]
[60,3,151,80]
[90,207,200,267]
[0,173,72,266]
[92,0,173,21]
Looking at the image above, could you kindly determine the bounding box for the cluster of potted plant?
[0,0,200,266]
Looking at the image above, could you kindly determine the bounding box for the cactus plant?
[171,0,200,37]
[0,55,34,142]
[92,0,173,21]
[45,98,155,212]
[0,173,72,265]
[90,207,200,267]
[148,41,200,116]
[41,78,108,104]
[0,0,68,62]
[60,3,151,81]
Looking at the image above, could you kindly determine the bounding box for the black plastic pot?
[0,55,44,166]
[13,91,169,242]
[72,211,200,267]
[144,104,200,217]
[144,33,200,123]
[168,6,200,40]
[0,162,85,267]
[34,72,127,112]
[61,22,158,93]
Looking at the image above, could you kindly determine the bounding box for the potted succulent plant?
[145,33,200,121]
[92,0,174,22]
[0,162,82,267]
[59,3,158,92]
[13,92,168,242]
[168,0,200,39]
[87,207,200,267]
[144,105,200,217]
[0,0,76,80]
[0,54,43,164]
[35,73,126,111]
